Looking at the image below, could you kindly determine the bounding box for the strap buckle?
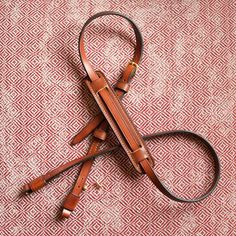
[129,61,139,68]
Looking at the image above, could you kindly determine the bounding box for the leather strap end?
[115,81,130,93]
[61,209,72,219]
[93,128,107,141]
[62,193,80,212]
[22,176,46,194]
[22,183,32,194]
[128,61,138,76]
[122,62,138,82]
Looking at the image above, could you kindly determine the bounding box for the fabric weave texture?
[0,1,235,235]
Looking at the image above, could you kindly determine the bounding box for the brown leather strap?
[22,130,220,203]
[139,130,220,202]
[70,113,104,146]
[79,11,154,174]
[22,12,220,216]
[78,11,143,82]
[62,11,143,217]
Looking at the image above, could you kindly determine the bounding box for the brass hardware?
[82,184,88,191]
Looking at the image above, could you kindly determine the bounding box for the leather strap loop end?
[93,128,107,141]
[22,183,32,194]
[23,176,46,194]
[115,81,130,93]
[121,61,138,84]
[62,193,80,212]
[61,209,72,219]
[131,147,149,164]
[128,61,138,77]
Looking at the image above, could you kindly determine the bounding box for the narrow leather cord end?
[70,138,77,146]
[70,112,105,146]
[70,134,85,146]
[61,209,72,219]
[22,184,32,195]
[22,176,46,194]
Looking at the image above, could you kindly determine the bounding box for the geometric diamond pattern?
[1,1,236,235]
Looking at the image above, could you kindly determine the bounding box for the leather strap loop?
[90,76,108,94]
[140,130,220,202]
[131,147,149,164]
[121,62,138,83]
[78,11,143,82]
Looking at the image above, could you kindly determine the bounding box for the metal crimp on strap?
[129,61,139,77]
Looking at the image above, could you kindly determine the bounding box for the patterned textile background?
[1,0,235,235]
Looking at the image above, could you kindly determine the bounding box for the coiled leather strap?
[79,11,143,82]
[22,12,220,217]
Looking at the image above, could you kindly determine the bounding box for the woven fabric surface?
[1,1,235,235]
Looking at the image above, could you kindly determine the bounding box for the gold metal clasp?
[129,61,139,69]
[129,61,139,77]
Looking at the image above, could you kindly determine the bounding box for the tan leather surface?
[62,67,137,216]
[85,74,154,173]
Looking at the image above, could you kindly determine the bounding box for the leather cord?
[78,11,143,83]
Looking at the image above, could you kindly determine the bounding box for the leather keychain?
[22,11,220,219]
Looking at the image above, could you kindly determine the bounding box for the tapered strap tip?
[61,209,72,219]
